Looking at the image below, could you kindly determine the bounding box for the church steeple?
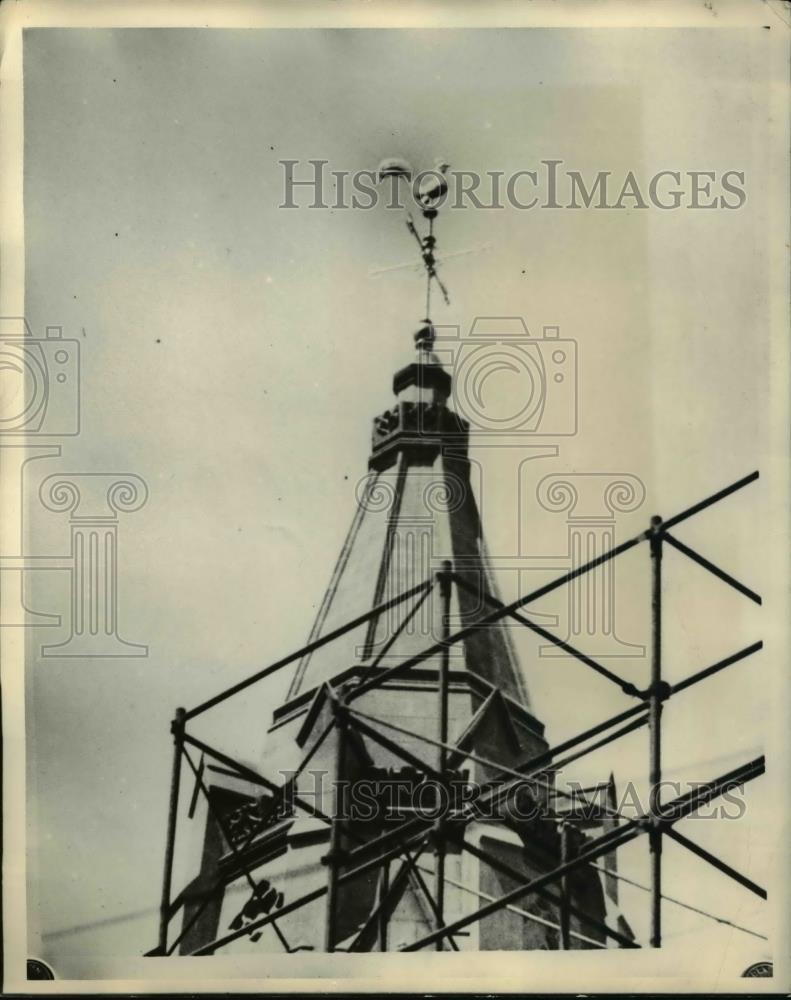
[284,305,537,713]
[173,160,627,957]
[282,168,540,709]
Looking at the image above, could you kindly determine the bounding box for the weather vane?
[376,157,452,324]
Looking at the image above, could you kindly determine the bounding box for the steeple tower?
[174,166,627,956]
[285,317,535,714]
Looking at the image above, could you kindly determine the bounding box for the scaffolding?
[151,469,765,956]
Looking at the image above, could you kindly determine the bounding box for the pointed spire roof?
[284,324,535,719]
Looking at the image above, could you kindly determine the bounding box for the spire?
[279,160,540,709]
[286,338,534,717]
[172,159,628,959]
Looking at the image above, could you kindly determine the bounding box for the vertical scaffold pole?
[559,822,572,949]
[378,862,390,951]
[434,560,453,950]
[648,515,664,948]
[158,706,186,955]
[325,697,347,952]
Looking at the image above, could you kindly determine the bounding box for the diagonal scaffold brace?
[151,470,764,955]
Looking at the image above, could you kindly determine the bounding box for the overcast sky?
[19,24,781,981]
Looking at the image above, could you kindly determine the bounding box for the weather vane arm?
[405,214,424,250]
[377,158,453,323]
[432,269,450,307]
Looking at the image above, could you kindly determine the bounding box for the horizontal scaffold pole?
[348,471,758,703]
[459,835,639,949]
[663,533,761,604]
[190,826,430,955]
[663,826,767,899]
[453,575,641,698]
[401,825,640,951]
[399,753,765,952]
[661,470,758,532]
[349,533,646,701]
[186,578,433,720]
[346,703,646,822]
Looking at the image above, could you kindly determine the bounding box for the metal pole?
[648,515,663,948]
[193,825,430,956]
[324,698,348,952]
[349,531,647,703]
[664,826,767,899]
[425,213,434,320]
[379,862,390,951]
[187,578,432,720]
[559,822,571,949]
[403,825,640,952]
[157,706,185,955]
[434,560,452,951]
[461,835,637,950]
